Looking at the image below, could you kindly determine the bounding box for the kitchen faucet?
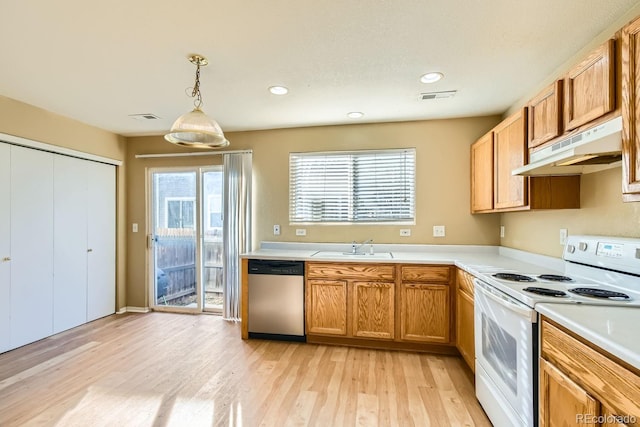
[351,239,374,255]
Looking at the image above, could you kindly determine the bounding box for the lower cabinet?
[399,265,453,344]
[456,269,475,372]
[306,262,454,350]
[306,263,395,340]
[306,279,348,336]
[399,282,450,343]
[540,317,640,427]
[352,281,394,339]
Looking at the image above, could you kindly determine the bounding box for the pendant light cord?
[192,61,203,109]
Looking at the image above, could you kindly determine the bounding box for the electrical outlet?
[560,228,568,245]
[500,225,505,238]
[273,224,281,235]
[295,228,307,236]
[400,229,411,237]
[132,223,138,233]
[433,225,445,237]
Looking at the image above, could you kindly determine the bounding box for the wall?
[0,95,128,310]
[500,3,640,257]
[126,115,501,307]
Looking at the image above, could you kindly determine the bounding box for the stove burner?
[524,287,567,297]
[569,287,631,300]
[493,273,536,282]
[538,274,573,282]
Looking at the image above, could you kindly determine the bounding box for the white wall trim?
[116,306,150,314]
[135,149,252,159]
[0,132,123,166]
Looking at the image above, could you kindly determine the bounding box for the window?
[166,197,195,228]
[289,148,416,223]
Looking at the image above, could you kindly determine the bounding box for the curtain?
[222,152,252,320]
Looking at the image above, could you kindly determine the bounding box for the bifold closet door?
[0,144,10,353]
[10,146,54,349]
[87,162,116,321]
[53,156,88,333]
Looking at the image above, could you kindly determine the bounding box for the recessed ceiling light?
[420,72,444,83]
[269,85,289,95]
[347,112,364,119]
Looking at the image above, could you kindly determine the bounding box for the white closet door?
[53,156,88,333]
[0,144,11,353]
[10,146,54,348]
[87,162,116,321]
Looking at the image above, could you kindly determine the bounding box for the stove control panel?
[596,242,624,258]
[564,235,640,276]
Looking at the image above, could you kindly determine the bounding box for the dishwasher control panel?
[248,259,304,276]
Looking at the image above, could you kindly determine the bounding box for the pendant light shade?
[164,54,230,149]
[165,107,229,148]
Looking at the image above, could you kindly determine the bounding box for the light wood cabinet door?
[352,281,394,340]
[564,39,615,131]
[471,132,494,213]
[456,269,475,372]
[622,16,640,202]
[399,282,450,344]
[306,279,348,336]
[540,358,600,427]
[494,108,528,210]
[528,80,563,149]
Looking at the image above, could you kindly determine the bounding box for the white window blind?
[289,149,416,223]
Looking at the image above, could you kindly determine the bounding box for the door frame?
[201,165,224,314]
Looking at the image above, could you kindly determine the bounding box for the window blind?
[289,149,416,223]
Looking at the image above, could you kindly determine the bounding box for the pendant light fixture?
[164,54,230,149]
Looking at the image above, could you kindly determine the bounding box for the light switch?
[132,223,138,233]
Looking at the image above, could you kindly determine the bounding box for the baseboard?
[116,306,150,314]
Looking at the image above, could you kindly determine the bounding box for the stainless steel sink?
[310,251,394,259]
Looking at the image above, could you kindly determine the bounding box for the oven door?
[474,279,537,427]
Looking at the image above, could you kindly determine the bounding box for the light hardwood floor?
[0,313,490,426]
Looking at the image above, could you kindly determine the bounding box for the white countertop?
[242,241,640,369]
[536,303,640,369]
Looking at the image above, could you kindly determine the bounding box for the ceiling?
[1,1,638,137]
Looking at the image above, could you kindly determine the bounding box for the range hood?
[512,116,623,176]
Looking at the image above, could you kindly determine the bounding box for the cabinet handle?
[87,249,93,253]
[2,257,9,262]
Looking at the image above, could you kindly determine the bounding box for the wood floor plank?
[0,313,490,426]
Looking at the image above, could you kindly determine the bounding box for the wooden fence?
[155,228,224,303]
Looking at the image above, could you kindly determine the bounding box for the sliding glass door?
[149,167,223,313]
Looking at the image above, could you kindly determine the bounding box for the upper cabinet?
[471,108,581,213]
[622,16,640,202]
[564,39,616,131]
[471,131,494,212]
[528,80,563,149]
[494,108,529,209]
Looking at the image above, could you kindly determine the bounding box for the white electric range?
[473,235,640,427]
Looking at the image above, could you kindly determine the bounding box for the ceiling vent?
[420,90,457,100]
[129,113,161,120]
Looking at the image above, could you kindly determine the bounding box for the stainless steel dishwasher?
[247,259,305,342]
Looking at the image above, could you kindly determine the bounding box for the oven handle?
[474,279,537,322]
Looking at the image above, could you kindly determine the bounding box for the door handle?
[2,257,10,262]
[87,249,93,253]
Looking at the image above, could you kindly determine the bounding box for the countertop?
[241,241,640,369]
[536,303,640,369]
